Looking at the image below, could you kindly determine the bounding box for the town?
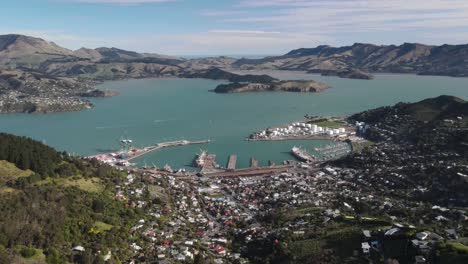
[0,68,103,113]
[93,97,468,263]
[0,96,466,263]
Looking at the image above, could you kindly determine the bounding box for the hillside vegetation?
[0,133,144,263]
[350,95,468,155]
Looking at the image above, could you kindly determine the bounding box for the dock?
[227,155,237,170]
[199,153,221,174]
[89,139,211,164]
[250,157,258,168]
[204,165,292,178]
[128,140,211,161]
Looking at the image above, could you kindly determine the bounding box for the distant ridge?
[1,34,468,79]
[1,34,468,114]
[233,42,468,77]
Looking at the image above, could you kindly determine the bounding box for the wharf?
[199,153,221,174]
[89,139,211,163]
[246,135,333,141]
[250,157,259,168]
[204,165,292,178]
[128,140,211,161]
[227,155,237,170]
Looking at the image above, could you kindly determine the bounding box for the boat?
[291,146,315,162]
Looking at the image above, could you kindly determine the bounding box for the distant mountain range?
[1,34,468,113]
[234,43,468,77]
[1,34,468,80]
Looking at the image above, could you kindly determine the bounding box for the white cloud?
[6,0,468,55]
[2,28,315,55]
[208,0,468,46]
[103,30,332,55]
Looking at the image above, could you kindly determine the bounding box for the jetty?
[227,155,237,170]
[250,157,259,168]
[128,140,211,161]
[194,150,224,174]
[89,139,211,165]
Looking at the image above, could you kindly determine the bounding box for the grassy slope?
[0,160,33,183]
[310,120,344,128]
[34,176,104,193]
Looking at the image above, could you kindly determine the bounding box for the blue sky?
[2,0,468,55]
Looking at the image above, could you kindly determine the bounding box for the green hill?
[351,95,468,124]
[0,160,33,183]
[350,95,468,156]
[0,133,144,263]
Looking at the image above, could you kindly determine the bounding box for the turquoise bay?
[0,72,467,169]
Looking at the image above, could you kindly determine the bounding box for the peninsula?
[2,34,468,113]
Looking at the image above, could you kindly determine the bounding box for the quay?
[199,152,222,174]
[127,140,210,161]
[246,135,333,141]
[250,157,258,168]
[227,155,237,170]
[203,165,293,178]
[89,139,211,164]
[140,164,295,179]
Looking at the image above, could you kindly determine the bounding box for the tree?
[45,247,62,264]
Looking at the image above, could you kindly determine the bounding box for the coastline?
[246,135,334,141]
[3,70,467,115]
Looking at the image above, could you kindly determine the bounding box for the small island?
[214,80,330,93]
[183,67,330,94]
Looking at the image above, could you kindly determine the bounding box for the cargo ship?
[291,146,315,162]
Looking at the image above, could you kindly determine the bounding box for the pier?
[89,139,211,164]
[227,155,237,170]
[250,157,258,168]
[127,140,210,161]
[199,153,221,174]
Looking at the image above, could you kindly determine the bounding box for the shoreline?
[232,69,468,79]
[3,70,468,115]
[246,136,335,141]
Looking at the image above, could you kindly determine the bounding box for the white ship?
[291,146,315,162]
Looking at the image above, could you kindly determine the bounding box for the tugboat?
[291,146,315,162]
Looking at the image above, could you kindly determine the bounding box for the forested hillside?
[0,133,145,263]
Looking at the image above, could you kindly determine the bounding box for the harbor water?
[0,72,467,169]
